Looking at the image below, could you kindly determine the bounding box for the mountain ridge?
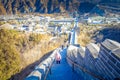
[0,0,120,15]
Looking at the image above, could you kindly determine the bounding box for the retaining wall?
[67,39,120,80]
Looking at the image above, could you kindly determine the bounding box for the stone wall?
[84,43,100,74]
[67,39,120,80]
[96,39,120,79]
[25,48,59,80]
[67,45,98,80]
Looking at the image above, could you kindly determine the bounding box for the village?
[0,14,75,36]
[0,14,120,36]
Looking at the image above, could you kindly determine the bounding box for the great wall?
[25,18,120,80]
[67,39,120,80]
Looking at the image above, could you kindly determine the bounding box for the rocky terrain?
[0,0,120,15]
[93,24,120,43]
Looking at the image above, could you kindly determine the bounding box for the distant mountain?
[0,0,119,15]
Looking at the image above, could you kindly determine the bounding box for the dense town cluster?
[0,14,76,36]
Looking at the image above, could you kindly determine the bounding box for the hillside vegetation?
[77,24,92,46]
[93,23,120,43]
[78,23,120,46]
[0,29,63,80]
[0,29,21,80]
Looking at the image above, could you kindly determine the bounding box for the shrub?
[0,29,64,80]
[0,29,21,80]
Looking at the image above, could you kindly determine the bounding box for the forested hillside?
[0,29,63,80]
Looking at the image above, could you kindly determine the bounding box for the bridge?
[25,18,120,80]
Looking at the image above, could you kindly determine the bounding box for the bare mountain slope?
[0,0,119,15]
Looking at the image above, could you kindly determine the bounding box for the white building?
[87,16,105,24]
